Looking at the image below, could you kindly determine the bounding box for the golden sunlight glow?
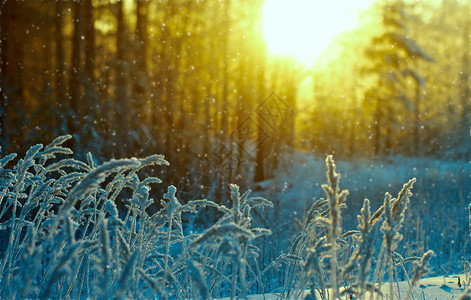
[262,0,372,65]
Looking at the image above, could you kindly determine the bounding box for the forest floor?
[238,151,471,298]
[219,274,468,299]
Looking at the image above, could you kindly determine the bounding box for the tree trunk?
[134,0,148,131]
[84,0,95,86]
[235,58,248,177]
[284,74,297,151]
[253,62,266,182]
[174,2,191,178]
[115,0,129,155]
[220,0,230,137]
[69,0,83,138]
[55,1,65,105]
[135,0,148,90]
[0,1,23,154]
[253,2,267,182]
[0,1,10,155]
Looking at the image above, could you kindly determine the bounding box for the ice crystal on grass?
[279,156,428,300]
[0,137,436,299]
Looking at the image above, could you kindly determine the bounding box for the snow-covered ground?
[245,151,471,295]
[220,274,469,299]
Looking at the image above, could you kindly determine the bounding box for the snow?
[219,275,469,299]
[243,150,471,296]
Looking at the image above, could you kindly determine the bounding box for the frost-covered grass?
[0,135,272,299]
[0,136,468,299]
[261,152,471,278]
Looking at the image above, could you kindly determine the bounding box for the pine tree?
[363,0,433,156]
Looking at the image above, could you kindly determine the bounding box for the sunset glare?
[262,0,373,64]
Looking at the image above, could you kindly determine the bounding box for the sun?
[262,0,372,65]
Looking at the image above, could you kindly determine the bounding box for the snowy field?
[246,151,471,296]
[1,138,470,299]
[220,275,467,299]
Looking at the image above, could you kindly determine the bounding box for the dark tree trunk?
[0,1,23,154]
[0,1,10,155]
[55,1,65,104]
[283,69,297,150]
[42,3,54,143]
[253,63,266,183]
[220,0,230,137]
[115,0,129,155]
[135,0,148,86]
[69,0,83,137]
[84,0,95,86]
[134,0,148,136]
[235,58,248,177]
[253,1,268,183]
[174,2,191,177]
